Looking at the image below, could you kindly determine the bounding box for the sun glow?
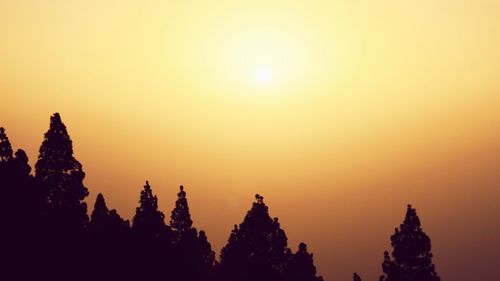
[255,65,274,85]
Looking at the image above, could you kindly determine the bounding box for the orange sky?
[1,1,499,280]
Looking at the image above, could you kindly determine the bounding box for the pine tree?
[131,181,173,279]
[0,129,42,229]
[170,185,215,281]
[379,205,440,281]
[132,181,170,239]
[198,230,216,271]
[220,194,291,281]
[285,243,323,281]
[171,185,193,236]
[10,149,44,218]
[87,193,130,280]
[0,127,13,163]
[35,113,89,229]
[89,193,129,237]
[0,129,45,279]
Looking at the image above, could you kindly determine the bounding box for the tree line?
[0,113,440,281]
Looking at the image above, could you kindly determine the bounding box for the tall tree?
[198,230,216,276]
[379,205,440,281]
[219,194,291,281]
[0,127,13,163]
[131,181,173,279]
[171,185,193,235]
[35,113,89,229]
[32,114,89,280]
[170,185,215,281]
[285,243,323,281]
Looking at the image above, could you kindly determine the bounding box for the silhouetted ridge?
[0,113,445,281]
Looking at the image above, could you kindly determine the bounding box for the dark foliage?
[285,243,324,281]
[379,205,440,281]
[130,180,174,279]
[219,194,323,281]
[0,127,13,162]
[87,193,130,279]
[170,185,216,281]
[35,113,89,231]
[0,113,444,281]
[0,128,45,279]
[171,185,194,235]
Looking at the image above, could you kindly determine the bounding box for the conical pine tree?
[220,194,291,281]
[0,127,13,164]
[132,181,170,240]
[171,185,193,235]
[198,230,216,271]
[87,193,130,280]
[91,193,109,221]
[169,185,215,281]
[131,181,173,279]
[89,193,129,236]
[35,113,89,228]
[380,205,440,281]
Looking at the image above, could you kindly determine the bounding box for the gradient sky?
[1,1,499,280]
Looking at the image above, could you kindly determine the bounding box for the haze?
[1,1,499,280]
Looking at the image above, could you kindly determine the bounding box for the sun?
[254,65,274,85]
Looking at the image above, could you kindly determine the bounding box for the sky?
[1,1,499,280]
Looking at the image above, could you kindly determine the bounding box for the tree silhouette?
[353,273,362,281]
[131,181,173,279]
[87,193,130,280]
[170,185,215,281]
[0,114,342,281]
[171,185,194,236]
[0,128,45,279]
[0,127,13,163]
[285,243,324,281]
[219,194,291,281]
[132,181,171,239]
[30,113,91,280]
[88,193,130,237]
[35,113,89,230]
[379,204,440,281]
[198,230,217,278]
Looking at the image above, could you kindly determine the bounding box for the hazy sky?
[1,1,499,280]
